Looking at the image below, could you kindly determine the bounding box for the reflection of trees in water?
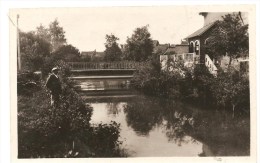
[191,109,250,156]
[122,96,250,156]
[123,97,163,136]
[106,102,121,117]
[123,96,195,146]
[161,103,196,146]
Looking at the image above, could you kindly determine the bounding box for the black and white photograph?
[3,3,257,163]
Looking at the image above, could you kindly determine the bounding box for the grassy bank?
[18,73,127,158]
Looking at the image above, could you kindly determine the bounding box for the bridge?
[67,59,195,99]
[68,61,145,71]
[67,61,143,98]
[67,61,145,77]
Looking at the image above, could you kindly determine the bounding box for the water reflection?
[106,103,121,117]
[75,79,130,91]
[123,99,163,136]
[89,95,250,157]
[90,97,204,156]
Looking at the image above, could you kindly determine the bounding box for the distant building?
[81,50,105,61]
[186,12,248,75]
[153,40,189,55]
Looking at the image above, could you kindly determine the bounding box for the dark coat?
[46,74,62,95]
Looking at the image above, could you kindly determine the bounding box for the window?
[195,40,200,55]
[189,42,194,53]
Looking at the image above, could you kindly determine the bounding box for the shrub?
[18,63,126,157]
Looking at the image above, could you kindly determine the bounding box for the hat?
[51,67,59,72]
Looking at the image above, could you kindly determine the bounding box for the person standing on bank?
[46,67,62,107]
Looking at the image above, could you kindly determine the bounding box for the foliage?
[48,19,67,52]
[35,19,67,52]
[131,57,194,100]
[132,54,250,114]
[20,32,51,71]
[18,85,92,157]
[205,13,249,64]
[209,68,250,114]
[104,34,122,61]
[18,78,125,158]
[123,25,154,61]
[86,122,124,157]
[20,19,79,75]
[35,24,50,43]
[52,44,81,62]
[18,62,126,158]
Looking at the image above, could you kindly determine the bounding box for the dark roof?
[180,39,189,45]
[81,51,104,57]
[81,51,95,56]
[153,44,168,53]
[186,21,217,39]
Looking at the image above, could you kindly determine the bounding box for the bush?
[131,59,195,100]
[18,63,126,157]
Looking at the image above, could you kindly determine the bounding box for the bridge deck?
[69,75,133,79]
[71,69,136,72]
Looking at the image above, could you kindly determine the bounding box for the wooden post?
[17,14,21,71]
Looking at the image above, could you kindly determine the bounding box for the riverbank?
[131,60,250,115]
[17,74,127,158]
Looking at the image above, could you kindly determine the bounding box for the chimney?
[199,12,208,26]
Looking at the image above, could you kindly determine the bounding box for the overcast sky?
[13,7,204,52]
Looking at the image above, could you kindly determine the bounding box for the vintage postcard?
[9,4,256,163]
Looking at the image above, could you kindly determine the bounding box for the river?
[76,77,250,157]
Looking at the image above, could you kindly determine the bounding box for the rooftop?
[186,21,217,39]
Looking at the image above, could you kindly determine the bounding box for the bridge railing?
[67,61,145,70]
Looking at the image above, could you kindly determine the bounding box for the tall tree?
[35,24,50,43]
[123,25,154,61]
[104,34,122,61]
[48,19,67,52]
[205,13,249,65]
[20,32,51,71]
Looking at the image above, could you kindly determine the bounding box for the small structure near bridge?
[160,53,199,71]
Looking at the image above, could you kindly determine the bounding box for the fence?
[67,61,145,70]
[205,54,218,76]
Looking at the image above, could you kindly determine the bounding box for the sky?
[12,7,204,52]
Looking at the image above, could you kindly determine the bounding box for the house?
[81,50,105,61]
[186,12,248,75]
[153,40,189,55]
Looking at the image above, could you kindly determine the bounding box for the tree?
[20,31,51,71]
[104,34,122,61]
[35,24,50,43]
[35,19,67,52]
[205,13,249,65]
[123,25,154,61]
[52,44,81,61]
[210,68,249,117]
[48,19,67,52]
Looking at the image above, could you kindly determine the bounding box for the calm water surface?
[80,78,250,157]
[90,102,203,157]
